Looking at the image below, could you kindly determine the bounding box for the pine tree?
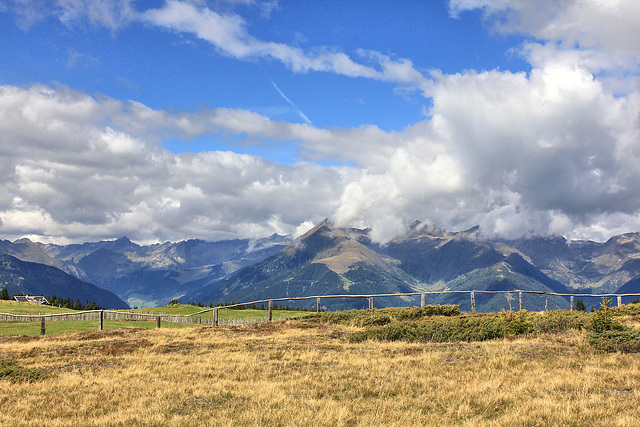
[575,299,586,311]
[1,287,9,300]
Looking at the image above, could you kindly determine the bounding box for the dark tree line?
[48,295,103,310]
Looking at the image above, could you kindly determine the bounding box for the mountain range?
[2,219,640,311]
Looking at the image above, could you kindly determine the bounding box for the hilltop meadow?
[1,301,640,426]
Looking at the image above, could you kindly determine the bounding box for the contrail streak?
[270,79,312,125]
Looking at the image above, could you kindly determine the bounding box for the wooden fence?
[2,289,640,335]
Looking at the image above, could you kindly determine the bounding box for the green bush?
[500,310,538,336]
[590,297,624,334]
[587,329,640,353]
[534,309,590,334]
[307,305,460,327]
[587,297,640,353]
[610,302,640,317]
[0,359,45,383]
[349,310,538,344]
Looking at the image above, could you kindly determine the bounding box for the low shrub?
[0,359,45,383]
[307,305,460,327]
[587,297,640,353]
[534,310,590,334]
[590,297,624,334]
[349,310,538,344]
[610,302,640,317]
[587,328,640,353]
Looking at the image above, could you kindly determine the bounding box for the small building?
[13,295,50,305]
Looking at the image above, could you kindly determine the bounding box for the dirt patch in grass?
[155,341,198,354]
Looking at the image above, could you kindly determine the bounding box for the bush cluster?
[610,301,640,317]
[307,305,460,327]
[588,298,640,353]
[305,301,640,351]
[533,309,590,334]
[349,310,538,343]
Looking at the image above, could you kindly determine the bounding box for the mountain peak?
[14,237,34,245]
[298,218,331,240]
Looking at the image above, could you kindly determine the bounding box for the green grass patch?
[0,300,76,315]
[128,304,310,321]
[0,359,46,383]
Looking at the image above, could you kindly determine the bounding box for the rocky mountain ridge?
[3,221,640,311]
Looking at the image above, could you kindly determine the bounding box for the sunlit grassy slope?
[0,300,77,314]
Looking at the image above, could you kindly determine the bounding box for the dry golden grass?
[1,320,640,426]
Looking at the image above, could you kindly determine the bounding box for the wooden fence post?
[470,291,476,313]
[99,310,104,331]
[213,308,218,326]
[368,296,373,310]
[421,293,425,308]
[617,296,622,307]
[268,300,273,321]
[519,292,523,311]
[40,317,46,336]
[545,297,548,312]
[316,297,321,313]
[570,295,574,311]
[156,316,161,329]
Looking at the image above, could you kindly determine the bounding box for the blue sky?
[0,1,528,136]
[1,0,640,244]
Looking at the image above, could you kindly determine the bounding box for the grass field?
[1,304,640,425]
[0,300,312,336]
[129,304,312,321]
[0,300,77,315]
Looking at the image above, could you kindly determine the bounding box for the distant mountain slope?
[0,238,90,281]
[507,232,640,292]
[0,253,128,308]
[5,221,640,312]
[35,234,290,307]
[370,224,505,284]
[197,220,420,310]
[190,220,640,312]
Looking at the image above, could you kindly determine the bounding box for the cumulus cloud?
[450,0,640,73]
[0,84,347,243]
[329,0,640,242]
[2,0,640,246]
[2,63,640,244]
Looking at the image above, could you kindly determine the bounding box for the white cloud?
[0,84,346,243]
[450,0,640,74]
[142,1,429,89]
[2,1,640,246]
[3,70,640,245]
[3,0,136,31]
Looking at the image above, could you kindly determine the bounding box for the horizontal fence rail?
[3,290,640,335]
